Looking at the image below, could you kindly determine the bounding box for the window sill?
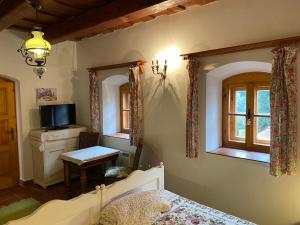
[206,147,270,163]
[104,133,129,140]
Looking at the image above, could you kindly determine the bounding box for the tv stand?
[45,126,70,131]
[30,126,87,188]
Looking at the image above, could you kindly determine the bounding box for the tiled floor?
[0,181,67,207]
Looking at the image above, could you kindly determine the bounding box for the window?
[120,83,130,133]
[222,72,271,153]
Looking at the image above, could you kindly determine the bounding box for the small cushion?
[104,166,132,178]
[99,190,171,225]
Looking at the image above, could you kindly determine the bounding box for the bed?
[7,163,255,225]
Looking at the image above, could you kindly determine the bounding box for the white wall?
[74,0,300,224]
[102,83,120,135]
[205,75,222,151]
[0,30,76,180]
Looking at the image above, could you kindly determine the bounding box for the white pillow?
[99,190,170,225]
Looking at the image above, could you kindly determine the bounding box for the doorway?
[0,77,19,190]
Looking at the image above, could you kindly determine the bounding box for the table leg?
[80,168,87,193]
[112,159,117,166]
[64,162,71,198]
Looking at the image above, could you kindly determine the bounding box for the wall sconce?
[152,59,167,80]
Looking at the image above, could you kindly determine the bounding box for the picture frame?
[36,88,57,105]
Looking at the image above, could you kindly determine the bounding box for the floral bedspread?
[153,190,256,225]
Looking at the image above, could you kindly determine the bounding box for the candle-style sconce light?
[152,59,167,80]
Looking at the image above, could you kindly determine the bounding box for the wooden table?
[61,146,120,196]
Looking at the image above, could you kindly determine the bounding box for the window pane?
[255,117,270,143]
[122,111,130,130]
[229,115,246,142]
[257,90,270,115]
[122,92,130,110]
[235,90,246,113]
[236,116,246,138]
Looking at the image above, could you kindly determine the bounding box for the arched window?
[222,72,271,153]
[102,75,129,136]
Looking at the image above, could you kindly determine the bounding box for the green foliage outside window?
[235,90,270,139]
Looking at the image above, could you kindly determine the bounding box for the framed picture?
[36,88,57,105]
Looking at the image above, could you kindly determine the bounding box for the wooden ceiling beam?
[0,0,34,31]
[38,10,65,19]
[0,0,56,32]
[22,18,51,26]
[53,0,84,10]
[56,0,108,9]
[9,25,31,33]
[45,0,215,43]
[169,5,186,12]
[182,0,215,7]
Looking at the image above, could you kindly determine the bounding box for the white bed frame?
[7,163,164,225]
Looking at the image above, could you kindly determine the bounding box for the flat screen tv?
[40,104,76,129]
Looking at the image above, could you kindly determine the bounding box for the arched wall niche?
[0,74,24,180]
[206,61,272,79]
[97,68,136,159]
[102,74,128,135]
[205,61,272,151]
[98,68,129,136]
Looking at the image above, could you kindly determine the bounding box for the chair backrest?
[78,132,100,149]
[132,142,143,171]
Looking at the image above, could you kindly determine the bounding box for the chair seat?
[104,166,132,179]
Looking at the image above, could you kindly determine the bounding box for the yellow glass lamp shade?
[25,31,51,60]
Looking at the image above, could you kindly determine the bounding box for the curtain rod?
[87,60,146,72]
[180,35,300,60]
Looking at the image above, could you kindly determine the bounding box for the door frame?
[0,75,24,181]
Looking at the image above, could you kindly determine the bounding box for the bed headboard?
[7,163,164,225]
[100,162,164,208]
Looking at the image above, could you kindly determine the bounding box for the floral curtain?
[270,47,297,176]
[89,71,100,132]
[186,58,201,158]
[129,66,144,146]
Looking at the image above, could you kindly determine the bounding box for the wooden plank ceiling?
[0,0,216,43]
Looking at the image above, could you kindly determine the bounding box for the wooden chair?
[78,132,100,149]
[104,142,143,184]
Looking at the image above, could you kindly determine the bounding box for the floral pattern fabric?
[270,47,297,176]
[154,190,256,225]
[89,71,101,132]
[129,66,144,146]
[186,59,201,158]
